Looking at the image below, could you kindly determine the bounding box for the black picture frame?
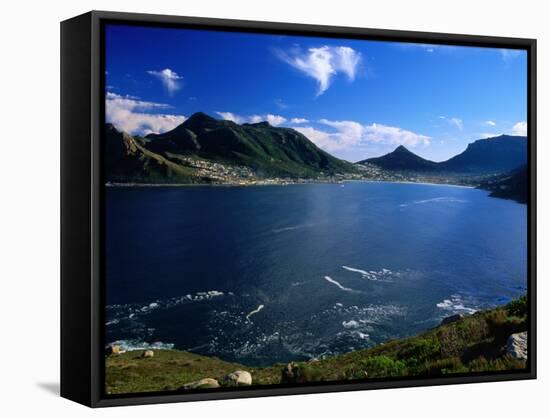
[61,10,537,408]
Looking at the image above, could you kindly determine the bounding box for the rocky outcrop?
[223,370,252,386]
[108,345,123,356]
[181,378,220,390]
[280,362,323,384]
[507,332,528,361]
[142,350,154,358]
[281,362,301,384]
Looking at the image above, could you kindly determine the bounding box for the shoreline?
[105,178,476,189]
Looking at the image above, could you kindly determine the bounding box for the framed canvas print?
[60,10,536,407]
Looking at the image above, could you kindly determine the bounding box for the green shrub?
[281,362,325,384]
[506,295,527,318]
[362,356,406,378]
[399,338,441,362]
[468,355,526,372]
[426,357,467,375]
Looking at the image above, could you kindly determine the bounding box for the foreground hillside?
[106,296,527,394]
[478,165,528,203]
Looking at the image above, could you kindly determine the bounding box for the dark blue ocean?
[105,182,527,366]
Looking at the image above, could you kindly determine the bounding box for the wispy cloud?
[147,68,183,95]
[439,116,463,130]
[500,49,524,62]
[274,98,289,110]
[276,45,361,95]
[484,120,496,127]
[511,121,527,136]
[397,43,457,54]
[106,92,185,136]
[294,119,431,152]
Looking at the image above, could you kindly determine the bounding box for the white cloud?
[294,119,430,152]
[216,111,287,126]
[318,119,365,148]
[363,123,432,146]
[266,114,287,126]
[106,92,186,136]
[332,46,361,80]
[511,121,527,136]
[215,111,244,124]
[293,126,342,151]
[147,68,183,95]
[484,120,496,127]
[213,111,431,153]
[439,116,463,130]
[479,132,499,139]
[248,115,264,123]
[277,45,361,95]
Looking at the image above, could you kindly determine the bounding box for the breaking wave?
[105,290,229,326]
[324,276,354,292]
[272,223,314,234]
[342,265,401,282]
[400,197,467,208]
[245,304,265,321]
[436,294,478,315]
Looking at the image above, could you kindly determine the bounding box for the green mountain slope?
[358,145,439,171]
[360,135,527,175]
[105,124,197,183]
[145,112,357,178]
[441,135,527,173]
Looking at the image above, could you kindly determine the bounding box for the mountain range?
[105,113,527,192]
[359,135,527,174]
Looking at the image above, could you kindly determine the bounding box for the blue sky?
[105,24,527,162]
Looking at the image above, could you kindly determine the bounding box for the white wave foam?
[436,295,477,314]
[342,266,369,275]
[105,290,228,327]
[272,223,314,234]
[245,304,265,321]
[324,276,353,292]
[341,265,398,282]
[107,340,175,352]
[353,331,370,340]
[400,197,467,208]
[342,320,360,329]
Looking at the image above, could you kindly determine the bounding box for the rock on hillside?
[507,331,528,361]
